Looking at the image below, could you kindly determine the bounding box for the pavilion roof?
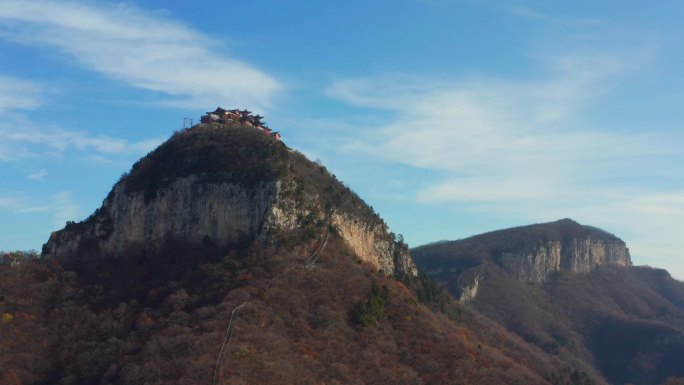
[208,106,228,114]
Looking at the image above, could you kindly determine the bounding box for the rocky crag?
[414,218,631,288]
[498,232,631,284]
[43,122,416,277]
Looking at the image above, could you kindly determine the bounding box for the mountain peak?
[121,122,288,203]
[42,118,417,277]
[554,217,581,226]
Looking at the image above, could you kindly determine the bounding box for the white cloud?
[0,72,163,162]
[416,177,558,203]
[501,3,601,25]
[442,0,603,26]
[326,52,651,176]
[0,123,165,162]
[326,46,673,177]
[1,191,81,228]
[0,196,23,210]
[326,47,684,278]
[0,1,281,110]
[0,76,41,112]
[504,4,551,20]
[27,169,48,181]
[0,143,32,162]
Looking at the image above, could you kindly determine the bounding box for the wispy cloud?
[447,1,602,26]
[325,44,684,276]
[0,76,42,112]
[0,1,282,110]
[2,126,163,155]
[0,122,164,162]
[325,49,649,174]
[501,3,601,25]
[1,191,80,228]
[0,196,23,210]
[0,74,164,162]
[27,169,48,181]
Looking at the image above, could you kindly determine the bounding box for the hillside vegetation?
[6,122,682,384]
[413,220,684,385]
[0,122,588,384]
[0,233,579,385]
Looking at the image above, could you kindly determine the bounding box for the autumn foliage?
[0,230,586,385]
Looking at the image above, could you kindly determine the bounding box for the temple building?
[200,106,282,141]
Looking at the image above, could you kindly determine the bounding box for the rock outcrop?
[457,273,480,303]
[43,177,280,261]
[499,236,631,283]
[43,123,417,277]
[331,212,417,276]
[413,219,632,285]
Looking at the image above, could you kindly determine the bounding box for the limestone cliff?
[44,176,280,261]
[413,219,632,287]
[331,212,417,276]
[499,236,631,283]
[42,123,416,277]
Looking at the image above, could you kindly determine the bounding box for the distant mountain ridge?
[413,219,684,385]
[414,218,631,284]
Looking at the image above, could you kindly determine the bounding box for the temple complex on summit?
[200,107,281,140]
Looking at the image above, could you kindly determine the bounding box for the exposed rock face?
[412,219,632,285]
[500,241,561,283]
[331,212,417,276]
[43,176,279,262]
[562,237,631,272]
[458,274,480,303]
[43,123,417,277]
[499,237,631,283]
[393,247,418,277]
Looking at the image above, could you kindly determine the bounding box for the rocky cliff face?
[43,123,416,277]
[43,176,280,261]
[331,212,417,276]
[413,219,633,288]
[499,237,631,283]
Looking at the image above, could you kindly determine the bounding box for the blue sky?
[1,1,683,278]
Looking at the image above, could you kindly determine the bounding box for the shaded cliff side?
[42,122,416,277]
